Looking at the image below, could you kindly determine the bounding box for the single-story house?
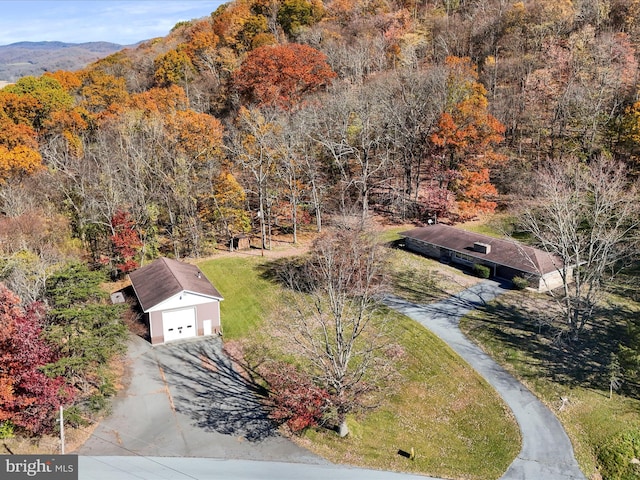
[401,224,573,292]
[129,257,224,345]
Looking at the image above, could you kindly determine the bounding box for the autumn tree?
[154,48,196,96]
[232,43,336,109]
[0,143,43,184]
[212,0,272,52]
[231,106,282,250]
[429,56,506,220]
[277,0,324,36]
[308,85,391,224]
[274,224,391,436]
[519,156,639,340]
[258,360,329,433]
[0,92,45,182]
[78,69,129,116]
[44,70,82,93]
[0,285,74,435]
[198,170,250,244]
[108,210,142,278]
[3,75,74,130]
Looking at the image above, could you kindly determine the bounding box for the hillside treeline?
[1,0,640,290]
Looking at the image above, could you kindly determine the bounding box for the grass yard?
[387,247,482,302]
[200,256,280,339]
[459,289,640,479]
[298,308,520,479]
[198,248,520,480]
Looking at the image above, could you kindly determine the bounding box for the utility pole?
[59,406,65,454]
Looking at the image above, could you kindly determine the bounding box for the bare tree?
[230,107,282,251]
[519,156,639,339]
[309,86,391,225]
[275,223,391,436]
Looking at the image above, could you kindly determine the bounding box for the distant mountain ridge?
[0,41,131,83]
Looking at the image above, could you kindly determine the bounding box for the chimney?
[473,242,491,254]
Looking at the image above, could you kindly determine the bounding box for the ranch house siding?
[404,237,441,258]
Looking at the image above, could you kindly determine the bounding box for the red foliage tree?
[258,361,329,433]
[232,43,336,109]
[0,285,74,435]
[110,210,142,276]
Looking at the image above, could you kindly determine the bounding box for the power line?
[73,421,201,480]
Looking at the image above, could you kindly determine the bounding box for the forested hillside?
[0,41,126,83]
[2,0,639,271]
[1,0,640,444]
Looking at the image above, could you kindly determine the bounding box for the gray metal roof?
[129,257,223,311]
[401,224,564,276]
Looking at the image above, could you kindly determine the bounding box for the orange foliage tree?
[165,110,225,160]
[212,0,271,52]
[3,76,74,130]
[44,70,82,93]
[78,69,129,117]
[0,144,43,183]
[126,85,189,116]
[0,97,43,182]
[429,56,506,220]
[233,43,336,109]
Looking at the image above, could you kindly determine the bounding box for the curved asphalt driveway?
[384,280,586,480]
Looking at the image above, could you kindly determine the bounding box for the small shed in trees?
[401,224,572,292]
[229,234,251,251]
[129,257,223,345]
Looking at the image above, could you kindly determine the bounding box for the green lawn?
[198,251,520,479]
[199,256,279,339]
[460,289,640,479]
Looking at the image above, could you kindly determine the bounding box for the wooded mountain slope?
[1,0,639,279]
[0,41,126,82]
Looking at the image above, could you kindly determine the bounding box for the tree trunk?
[338,419,349,437]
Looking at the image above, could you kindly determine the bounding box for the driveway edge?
[384,280,587,480]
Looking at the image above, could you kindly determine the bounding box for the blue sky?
[0,1,227,46]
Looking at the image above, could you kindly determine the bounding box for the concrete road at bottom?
[384,279,587,480]
[79,457,440,480]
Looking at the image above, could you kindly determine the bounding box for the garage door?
[162,308,196,343]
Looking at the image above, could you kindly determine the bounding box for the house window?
[452,252,476,264]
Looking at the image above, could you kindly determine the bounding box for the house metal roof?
[129,257,223,311]
[401,224,564,276]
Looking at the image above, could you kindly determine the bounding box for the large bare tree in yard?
[519,156,639,340]
[275,224,390,437]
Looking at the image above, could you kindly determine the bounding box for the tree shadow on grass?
[466,295,637,395]
[150,338,277,442]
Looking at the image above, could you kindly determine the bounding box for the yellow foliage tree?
[0,145,43,183]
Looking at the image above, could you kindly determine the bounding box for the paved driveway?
[77,335,325,464]
[384,280,586,480]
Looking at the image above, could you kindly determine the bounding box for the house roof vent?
[474,242,491,254]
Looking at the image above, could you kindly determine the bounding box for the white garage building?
[129,257,223,345]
